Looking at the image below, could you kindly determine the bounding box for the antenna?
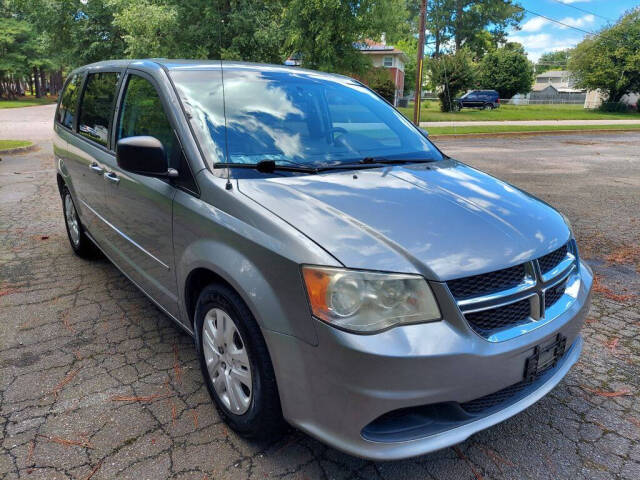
[216,6,232,191]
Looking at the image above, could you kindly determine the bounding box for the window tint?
[117,74,197,192]
[57,74,82,129]
[117,75,179,165]
[327,90,400,147]
[78,72,120,146]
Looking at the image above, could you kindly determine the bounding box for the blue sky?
[509,0,639,62]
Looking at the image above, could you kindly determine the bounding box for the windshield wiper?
[360,157,436,165]
[314,157,436,172]
[213,159,317,173]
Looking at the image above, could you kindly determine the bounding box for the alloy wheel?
[202,308,253,414]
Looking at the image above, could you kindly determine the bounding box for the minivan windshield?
[170,68,443,170]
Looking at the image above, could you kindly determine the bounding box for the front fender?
[172,180,340,346]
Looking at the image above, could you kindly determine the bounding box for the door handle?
[90,162,104,174]
[104,172,120,185]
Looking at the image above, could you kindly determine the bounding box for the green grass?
[398,101,640,122]
[0,96,57,109]
[0,140,32,151]
[426,124,640,136]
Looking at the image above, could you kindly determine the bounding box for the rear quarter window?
[78,72,120,147]
[56,74,82,130]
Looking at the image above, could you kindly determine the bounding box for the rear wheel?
[483,103,494,110]
[61,187,98,258]
[195,283,285,438]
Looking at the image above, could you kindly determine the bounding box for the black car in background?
[455,90,500,110]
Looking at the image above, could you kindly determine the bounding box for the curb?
[0,143,36,155]
[428,128,640,140]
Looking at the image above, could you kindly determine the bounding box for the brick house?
[355,39,406,106]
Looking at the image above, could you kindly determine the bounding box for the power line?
[518,7,598,36]
[548,0,613,22]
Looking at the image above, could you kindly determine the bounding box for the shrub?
[598,102,629,113]
[370,78,396,103]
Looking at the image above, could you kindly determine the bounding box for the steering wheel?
[328,127,348,144]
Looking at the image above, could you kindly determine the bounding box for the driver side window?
[117,74,197,192]
[117,75,178,163]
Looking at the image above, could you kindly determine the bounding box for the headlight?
[302,266,441,333]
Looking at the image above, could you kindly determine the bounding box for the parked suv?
[455,90,500,110]
[54,60,592,460]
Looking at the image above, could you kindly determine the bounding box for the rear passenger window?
[57,74,82,129]
[78,72,120,147]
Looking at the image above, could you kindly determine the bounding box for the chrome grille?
[539,244,568,274]
[447,241,577,341]
[545,279,567,309]
[447,264,526,300]
[465,298,531,337]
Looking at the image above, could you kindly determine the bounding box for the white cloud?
[520,14,595,33]
[508,32,582,62]
[521,17,549,32]
[557,1,592,4]
[511,12,596,61]
[558,14,595,29]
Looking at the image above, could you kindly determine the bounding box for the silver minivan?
[54,59,592,460]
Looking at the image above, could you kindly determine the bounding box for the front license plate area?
[524,334,567,382]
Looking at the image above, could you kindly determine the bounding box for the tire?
[483,103,494,110]
[194,283,285,439]
[61,186,99,258]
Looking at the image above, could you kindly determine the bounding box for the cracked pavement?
[1,105,639,479]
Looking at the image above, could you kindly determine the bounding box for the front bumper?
[264,260,592,460]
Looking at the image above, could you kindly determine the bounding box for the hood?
[238,159,570,281]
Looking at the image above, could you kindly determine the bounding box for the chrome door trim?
[80,199,170,270]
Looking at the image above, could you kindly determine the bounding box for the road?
[1,106,639,479]
[421,119,640,127]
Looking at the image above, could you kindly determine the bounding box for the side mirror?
[116,136,178,177]
[420,128,429,137]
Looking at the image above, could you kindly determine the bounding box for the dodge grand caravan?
[54,60,592,460]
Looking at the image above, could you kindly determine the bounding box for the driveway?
[1,106,639,479]
[0,104,57,141]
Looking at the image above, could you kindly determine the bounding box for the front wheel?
[195,283,285,438]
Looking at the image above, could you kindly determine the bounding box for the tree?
[283,0,407,74]
[394,37,416,92]
[428,49,475,111]
[478,44,533,98]
[569,9,640,102]
[451,1,523,53]
[537,49,572,72]
[111,0,179,58]
[0,16,30,98]
[411,0,522,57]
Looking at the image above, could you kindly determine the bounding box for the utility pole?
[413,0,427,126]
